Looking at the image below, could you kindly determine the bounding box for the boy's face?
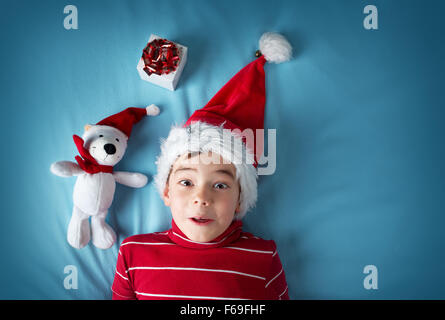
[163,152,241,242]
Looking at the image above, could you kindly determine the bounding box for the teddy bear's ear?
[84,124,92,132]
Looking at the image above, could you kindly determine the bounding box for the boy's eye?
[179,180,193,187]
[214,183,229,190]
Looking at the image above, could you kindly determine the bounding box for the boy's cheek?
[165,189,188,208]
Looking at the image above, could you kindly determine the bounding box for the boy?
[111,32,292,300]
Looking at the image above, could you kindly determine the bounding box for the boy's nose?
[193,188,211,206]
[194,199,209,206]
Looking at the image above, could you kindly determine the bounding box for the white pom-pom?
[146,104,160,116]
[259,32,292,64]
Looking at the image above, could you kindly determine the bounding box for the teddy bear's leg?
[91,211,116,249]
[67,206,91,249]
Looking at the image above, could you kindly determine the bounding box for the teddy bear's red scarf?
[73,135,113,174]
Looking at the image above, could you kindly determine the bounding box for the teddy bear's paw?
[67,217,91,249]
[51,161,77,177]
[131,173,148,188]
[91,223,116,250]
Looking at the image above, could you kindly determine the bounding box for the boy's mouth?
[190,217,214,225]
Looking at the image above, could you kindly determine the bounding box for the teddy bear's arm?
[50,161,84,177]
[113,171,148,188]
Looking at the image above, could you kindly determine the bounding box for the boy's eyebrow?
[173,167,197,174]
[214,169,236,180]
[173,167,235,179]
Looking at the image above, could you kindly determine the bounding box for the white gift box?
[137,34,187,91]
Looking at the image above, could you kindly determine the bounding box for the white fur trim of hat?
[154,121,258,219]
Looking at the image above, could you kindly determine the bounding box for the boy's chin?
[187,230,217,243]
[184,225,222,243]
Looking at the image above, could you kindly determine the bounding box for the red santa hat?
[154,32,292,218]
[82,104,160,144]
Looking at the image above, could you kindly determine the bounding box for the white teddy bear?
[50,105,159,249]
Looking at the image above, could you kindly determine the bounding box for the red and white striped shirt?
[111,220,289,300]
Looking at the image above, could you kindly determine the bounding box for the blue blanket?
[1,0,444,299]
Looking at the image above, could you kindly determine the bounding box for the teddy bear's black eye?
[116,138,119,142]
[99,135,103,137]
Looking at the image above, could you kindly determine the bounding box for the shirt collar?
[168,219,243,249]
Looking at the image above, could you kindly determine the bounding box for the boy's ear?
[235,188,241,214]
[235,202,241,214]
[162,185,171,207]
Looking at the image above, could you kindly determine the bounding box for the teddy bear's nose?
[104,143,116,155]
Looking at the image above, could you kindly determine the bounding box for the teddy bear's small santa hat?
[83,104,160,142]
[154,32,292,219]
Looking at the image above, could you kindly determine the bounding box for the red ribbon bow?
[73,135,113,174]
[142,38,180,76]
